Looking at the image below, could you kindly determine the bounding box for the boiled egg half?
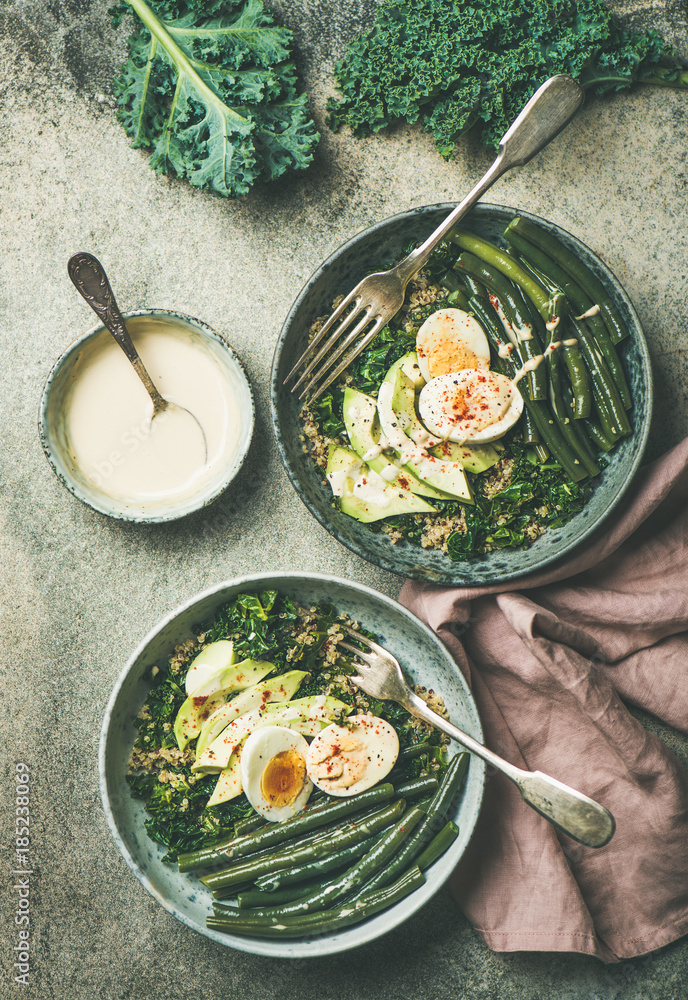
[306,714,399,797]
[415,308,490,383]
[418,369,524,444]
[240,726,313,822]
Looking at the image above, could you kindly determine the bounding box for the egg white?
[240,726,313,822]
[418,369,523,444]
[306,714,399,797]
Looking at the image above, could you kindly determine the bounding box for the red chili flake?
[192,695,208,706]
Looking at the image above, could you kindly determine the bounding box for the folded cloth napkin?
[400,435,688,962]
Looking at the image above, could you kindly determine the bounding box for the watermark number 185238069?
[13,763,31,986]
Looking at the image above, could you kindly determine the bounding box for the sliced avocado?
[173,659,275,751]
[390,370,473,503]
[343,387,447,500]
[207,743,245,807]
[184,640,236,696]
[382,351,424,389]
[430,439,501,474]
[326,445,436,523]
[195,669,308,758]
[194,694,353,773]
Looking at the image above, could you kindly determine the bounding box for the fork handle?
[394,75,584,285]
[401,688,615,849]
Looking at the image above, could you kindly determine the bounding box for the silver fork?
[284,74,584,403]
[339,626,615,849]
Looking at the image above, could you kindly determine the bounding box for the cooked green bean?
[253,836,378,893]
[215,804,424,920]
[349,752,469,900]
[178,781,395,872]
[468,293,588,482]
[455,252,547,401]
[206,866,426,938]
[503,226,631,409]
[505,216,629,345]
[235,881,332,909]
[415,820,460,870]
[393,776,439,800]
[233,814,266,838]
[201,799,406,896]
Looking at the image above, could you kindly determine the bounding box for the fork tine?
[340,625,390,659]
[337,639,376,663]
[298,305,378,401]
[290,297,367,393]
[283,281,364,385]
[302,314,386,404]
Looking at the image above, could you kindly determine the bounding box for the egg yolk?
[417,338,481,379]
[260,749,307,808]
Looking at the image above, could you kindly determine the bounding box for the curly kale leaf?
[327,0,688,157]
[113,0,318,196]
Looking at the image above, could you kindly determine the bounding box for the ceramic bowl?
[99,572,485,957]
[39,309,255,523]
[271,204,652,584]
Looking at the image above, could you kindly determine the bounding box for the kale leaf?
[327,0,688,157]
[112,0,318,196]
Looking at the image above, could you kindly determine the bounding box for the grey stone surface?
[1,0,687,996]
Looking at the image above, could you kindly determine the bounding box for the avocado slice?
[195,669,308,758]
[389,370,473,503]
[326,445,436,522]
[382,351,425,389]
[430,439,501,474]
[342,387,447,499]
[184,640,236,696]
[173,659,275,750]
[193,694,353,773]
[206,742,245,807]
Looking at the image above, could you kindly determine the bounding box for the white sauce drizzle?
[575,304,601,319]
[562,338,579,346]
[511,354,545,387]
[545,315,561,332]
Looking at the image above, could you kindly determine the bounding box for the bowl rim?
[98,571,485,957]
[38,308,255,524]
[271,202,653,584]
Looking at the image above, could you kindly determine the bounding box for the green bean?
[253,836,378,893]
[414,820,460,870]
[468,294,588,482]
[522,408,541,445]
[505,249,592,419]
[503,227,631,409]
[393,776,439,800]
[235,881,332,909]
[201,799,405,897]
[178,781,395,872]
[455,252,547,401]
[453,231,630,445]
[235,803,424,919]
[206,866,426,938]
[350,752,470,901]
[544,295,599,477]
[395,741,437,765]
[583,416,614,453]
[233,814,265,838]
[450,230,550,315]
[505,216,629,345]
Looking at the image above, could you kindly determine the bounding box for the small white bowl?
[39,309,254,523]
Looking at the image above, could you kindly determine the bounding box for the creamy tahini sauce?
[63,319,242,503]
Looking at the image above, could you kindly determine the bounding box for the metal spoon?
[67,253,208,463]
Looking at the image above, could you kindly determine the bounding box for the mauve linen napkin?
[399,435,688,962]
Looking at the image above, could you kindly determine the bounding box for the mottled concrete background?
[1,1,687,996]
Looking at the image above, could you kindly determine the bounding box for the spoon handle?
[67,253,166,412]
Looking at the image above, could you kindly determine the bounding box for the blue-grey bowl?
[271,205,652,584]
[39,309,255,523]
[99,572,484,957]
